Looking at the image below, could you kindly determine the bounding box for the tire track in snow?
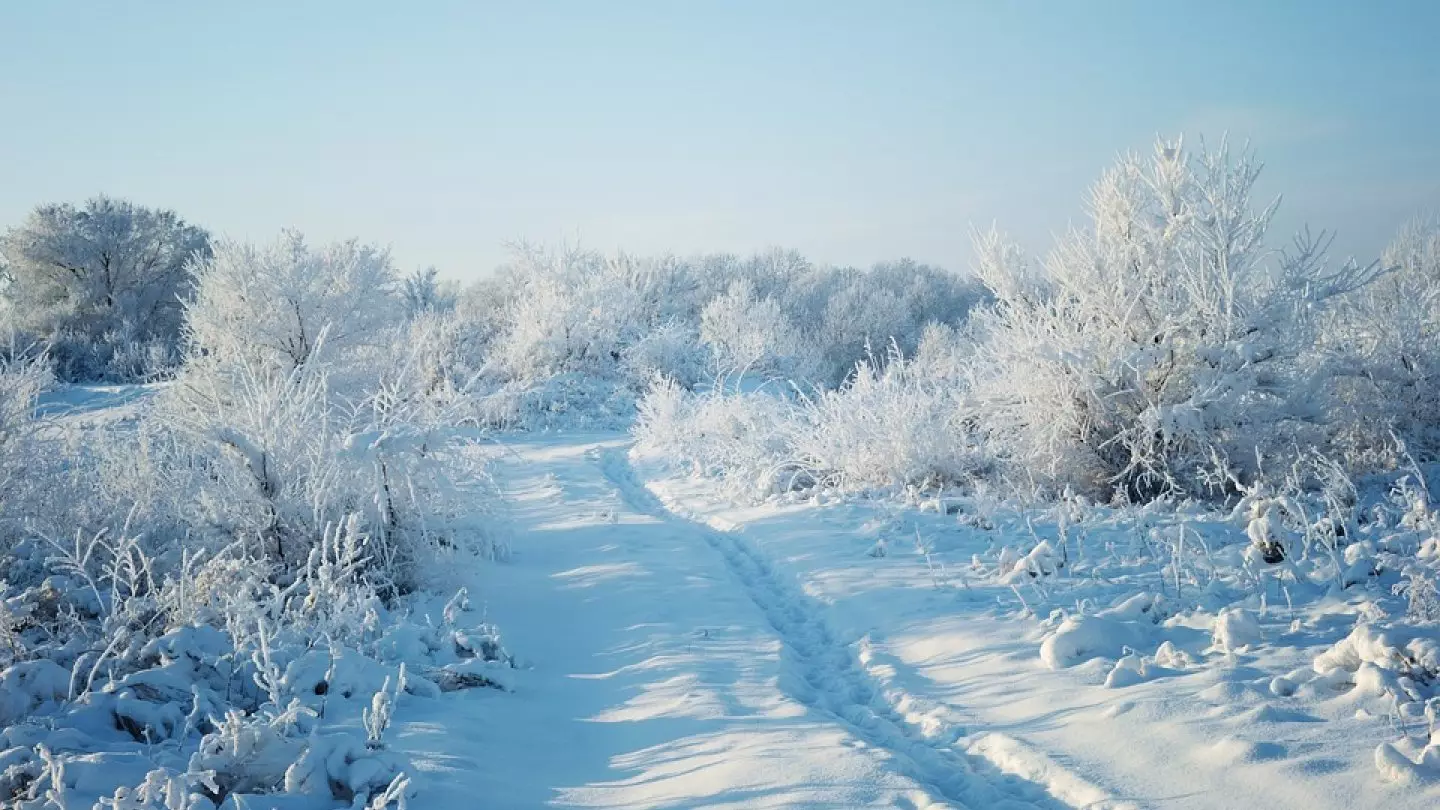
[597,446,1087,810]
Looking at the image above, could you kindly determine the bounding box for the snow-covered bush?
[0,197,211,382]
[799,260,986,386]
[634,347,988,499]
[1325,216,1440,466]
[451,243,983,428]
[965,139,1376,501]
[634,376,804,500]
[484,246,647,383]
[184,231,402,378]
[620,320,708,389]
[469,373,641,432]
[699,279,820,384]
[158,231,501,587]
[786,347,988,492]
[153,352,495,591]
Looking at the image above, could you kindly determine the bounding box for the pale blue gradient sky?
[2,1,1437,278]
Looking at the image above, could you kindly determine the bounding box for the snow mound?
[1210,608,1262,653]
[1040,593,1168,670]
[1313,623,1440,683]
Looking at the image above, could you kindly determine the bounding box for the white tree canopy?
[0,196,211,378]
[184,230,402,373]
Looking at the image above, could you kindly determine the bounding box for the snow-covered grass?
[0,515,513,809]
[0,375,517,809]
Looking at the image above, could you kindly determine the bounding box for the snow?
[622,440,1440,809]
[6,405,1440,807]
[358,432,1433,809]
[396,436,1067,809]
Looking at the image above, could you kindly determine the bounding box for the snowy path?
[394,436,1078,809]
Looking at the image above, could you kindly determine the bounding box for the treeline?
[4,137,1438,508]
[0,201,985,389]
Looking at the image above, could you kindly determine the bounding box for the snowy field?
[15,400,1440,809]
[416,433,1440,809]
[630,446,1440,809]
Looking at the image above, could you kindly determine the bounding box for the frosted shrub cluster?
[460,244,986,428]
[0,230,509,807]
[135,231,504,588]
[635,343,988,500]
[635,376,803,500]
[965,140,1377,500]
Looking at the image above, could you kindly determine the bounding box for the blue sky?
[2,1,1437,279]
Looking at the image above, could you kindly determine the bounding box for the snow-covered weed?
[0,348,58,562]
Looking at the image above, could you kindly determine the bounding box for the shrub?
[634,347,988,500]
[1325,216,1440,465]
[965,138,1375,501]
[184,231,402,378]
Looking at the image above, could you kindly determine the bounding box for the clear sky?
[3,1,1437,280]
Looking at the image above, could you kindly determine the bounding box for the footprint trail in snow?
[397,437,1095,809]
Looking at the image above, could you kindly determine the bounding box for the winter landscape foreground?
[3,139,1440,809]
[9,407,1440,810]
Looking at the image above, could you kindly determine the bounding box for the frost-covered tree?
[401,266,459,318]
[0,196,211,380]
[1326,216,1440,462]
[184,231,402,374]
[486,245,648,381]
[700,279,818,383]
[967,138,1375,500]
[620,319,708,387]
[140,231,496,584]
[816,280,909,383]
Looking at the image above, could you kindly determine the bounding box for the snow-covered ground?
[630,456,1440,809]
[386,434,1440,809]
[414,435,1070,809]
[7,414,1437,808]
